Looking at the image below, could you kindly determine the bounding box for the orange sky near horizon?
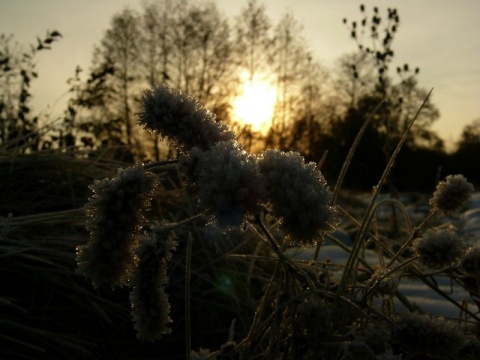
[1,0,479,149]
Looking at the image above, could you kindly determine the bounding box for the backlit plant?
[77,83,479,359]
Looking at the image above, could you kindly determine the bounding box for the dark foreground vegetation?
[1,1,480,359]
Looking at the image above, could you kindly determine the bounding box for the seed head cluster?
[138,83,235,151]
[77,165,158,288]
[412,225,465,269]
[130,224,178,342]
[430,174,474,215]
[258,149,337,245]
[182,140,265,228]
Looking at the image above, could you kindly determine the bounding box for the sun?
[231,72,277,133]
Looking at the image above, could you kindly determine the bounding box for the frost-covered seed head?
[412,225,465,269]
[394,312,464,359]
[462,246,480,275]
[430,174,474,215]
[130,223,178,342]
[139,84,235,151]
[77,165,158,288]
[258,149,337,245]
[181,140,265,229]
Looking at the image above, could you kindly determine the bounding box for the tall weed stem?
[332,89,433,321]
[331,100,384,204]
[185,233,193,360]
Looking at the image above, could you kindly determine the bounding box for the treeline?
[1,1,479,191]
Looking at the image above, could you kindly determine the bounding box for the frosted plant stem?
[386,211,436,267]
[373,198,413,235]
[185,233,193,360]
[312,231,324,262]
[339,205,480,319]
[325,233,373,272]
[253,214,315,289]
[410,265,480,322]
[332,89,433,322]
[143,159,178,170]
[362,255,419,302]
[317,150,328,169]
[331,100,385,204]
[336,205,397,260]
[2,208,85,228]
[240,259,281,356]
[172,213,204,227]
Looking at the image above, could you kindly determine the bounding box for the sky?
[1,0,479,148]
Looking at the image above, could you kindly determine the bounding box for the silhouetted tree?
[450,118,480,186]
[342,5,439,150]
[315,5,443,192]
[0,31,61,152]
[171,1,236,116]
[269,13,322,150]
[139,0,186,160]
[330,51,376,113]
[234,0,272,81]
[102,8,142,147]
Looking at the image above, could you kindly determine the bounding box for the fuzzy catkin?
[77,165,158,288]
[130,223,178,342]
[138,84,235,152]
[258,149,337,245]
[430,174,474,215]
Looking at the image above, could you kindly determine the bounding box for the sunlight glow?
[232,72,277,133]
